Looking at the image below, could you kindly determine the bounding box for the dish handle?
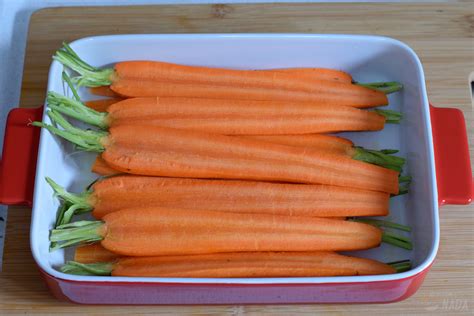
[0,106,44,207]
[430,104,473,205]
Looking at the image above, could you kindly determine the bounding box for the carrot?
[74,243,119,263]
[54,43,388,108]
[91,134,404,175]
[48,93,398,134]
[89,86,122,98]
[34,115,399,194]
[244,134,405,172]
[245,134,354,154]
[270,67,352,83]
[46,175,390,224]
[84,98,123,112]
[50,207,383,255]
[110,79,387,107]
[91,155,120,176]
[64,251,395,277]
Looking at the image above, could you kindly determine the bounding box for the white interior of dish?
[30,34,438,284]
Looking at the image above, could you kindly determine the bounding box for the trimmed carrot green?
[50,207,383,254]
[387,260,412,273]
[34,115,400,194]
[356,82,403,94]
[350,218,411,232]
[63,251,395,277]
[45,175,390,221]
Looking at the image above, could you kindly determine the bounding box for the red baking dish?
[0,34,472,304]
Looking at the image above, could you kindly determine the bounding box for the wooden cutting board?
[2,3,473,314]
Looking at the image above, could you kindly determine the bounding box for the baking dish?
[1,34,472,304]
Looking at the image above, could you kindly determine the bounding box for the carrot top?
[54,42,403,94]
[54,43,113,87]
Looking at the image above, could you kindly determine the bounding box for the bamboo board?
[1,3,473,314]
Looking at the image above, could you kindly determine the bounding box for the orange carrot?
[66,251,395,277]
[55,44,387,108]
[91,155,120,176]
[36,121,399,194]
[110,97,386,134]
[85,98,123,112]
[50,207,383,255]
[91,135,403,177]
[270,67,352,83]
[89,86,122,98]
[74,243,119,263]
[110,79,386,108]
[54,95,388,134]
[47,175,390,220]
[244,134,354,156]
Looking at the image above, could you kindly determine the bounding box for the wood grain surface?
[1,3,473,314]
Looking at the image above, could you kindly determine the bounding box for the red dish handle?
[0,106,44,207]
[430,105,473,205]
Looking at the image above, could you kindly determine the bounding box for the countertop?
[0,1,473,314]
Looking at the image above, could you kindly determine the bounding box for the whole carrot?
[63,251,395,277]
[48,93,397,134]
[91,134,405,175]
[46,175,390,225]
[50,207,383,255]
[54,43,389,108]
[34,113,399,194]
[244,134,405,172]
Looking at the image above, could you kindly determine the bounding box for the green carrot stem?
[60,261,114,276]
[351,218,411,232]
[53,43,113,87]
[46,110,106,144]
[46,177,92,227]
[398,175,412,184]
[62,71,81,101]
[375,109,403,124]
[380,149,399,155]
[32,114,105,152]
[388,260,412,273]
[382,231,413,250]
[353,147,405,172]
[50,220,104,251]
[61,42,99,72]
[50,202,72,250]
[356,81,403,94]
[47,91,107,129]
[393,185,409,197]
[60,204,92,227]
